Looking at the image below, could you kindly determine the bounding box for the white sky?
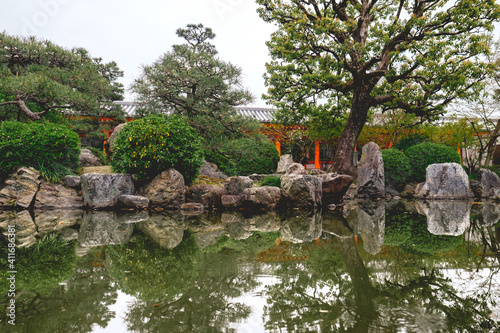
[0,0,275,106]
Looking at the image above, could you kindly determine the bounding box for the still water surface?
[1,200,499,332]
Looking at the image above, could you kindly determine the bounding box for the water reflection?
[0,202,498,332]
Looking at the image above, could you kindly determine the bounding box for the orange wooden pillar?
[314,141,320,169]
[276,140,281,156]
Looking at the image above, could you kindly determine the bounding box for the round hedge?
[405,142,461,182]
[0,121,80,181]
[382,148,411,187]
[111,114,202,184]
[206,137,280,176]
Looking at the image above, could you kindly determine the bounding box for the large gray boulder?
[322,173,354,205]
[81,173,135,209]
[79,148,102,167]
[277,154,294,173]
[34,180,84,210]
[198,160,228,180]
[139,169,185,209]
[281,174,322,210]
[416,163,470,200]
[0,167,40,209]
[185,184,227,210]
[107,123,127,154]
[225,176,253,195]
[478,168,500,198]
[242,186,281,210]
[357,142,385,199]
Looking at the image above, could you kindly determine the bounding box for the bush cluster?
[381,148,410,187]
[205,137,280,176]
[111,114,202,184]
[0,121,80,182]
[405,142,461,182]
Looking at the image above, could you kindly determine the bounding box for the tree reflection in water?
[262,204,499,332]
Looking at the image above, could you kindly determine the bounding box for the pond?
[0,200,499,332]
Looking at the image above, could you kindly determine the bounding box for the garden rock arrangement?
[79,148,102,167]
[357,141,385,199]
[415,163,470,200]
[81,173,135,209]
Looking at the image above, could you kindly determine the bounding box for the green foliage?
[384,209,462,255]
[260,176,281,187]
[394,133,430,152]
[0,33,124,121]
[381,148,411,187]
[106,231,199,301]
[111,114,203,184]
[0,233,76,296]
[132,24,257,157]
[256,0,500,174]
[0,121,80,181]
[205,137,280,176]
[405,142,461,182]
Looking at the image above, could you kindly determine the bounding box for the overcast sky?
[0,0,275,106]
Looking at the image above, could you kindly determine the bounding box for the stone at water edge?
[478,168,500,198]
[34,180,84,210]
[357,142,385,199]
[322,173,354,205]
[81,173,135,209]
[242,186,281,210]
[185,184,227,210]
[0,167,41,209]
[139,169,185,209]
[116,194,150,210]
[280,174,322,210]
[415,163,469,200]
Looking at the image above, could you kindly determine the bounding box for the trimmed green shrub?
[0,121,80,182]
[405,142,461,182]
[260,176,281,187]
[205,137,280,176]
[111,114,202,184]
[394,133,429,152]
[381,148,411,187]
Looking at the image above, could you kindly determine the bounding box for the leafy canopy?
[257,0,500,175]
[0,33,124,121]
[132,24,257,152]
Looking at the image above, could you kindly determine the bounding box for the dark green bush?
[394,133,429,152]
[0,121,80,182]
[111,114,202,184]
[260,176,281,187]
[381,148,411,187]
[405,142,461,182]
[205,137,280,176]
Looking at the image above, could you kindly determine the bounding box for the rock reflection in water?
[280,210,322,243]
[482,203,500,226]
[0,210,37,247]
[415,200,471,236]
[357,200,385,255]
[34,209,83,236]
[137,213,185,249]
[79,211,135,247]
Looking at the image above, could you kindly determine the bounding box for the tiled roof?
[114,101,276,123]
